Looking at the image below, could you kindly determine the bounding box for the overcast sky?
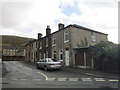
[0,0,119,44]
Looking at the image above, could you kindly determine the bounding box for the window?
[46,51,48,58]
[92,35,96,42]
[36,51,37,58]
[29,52,30,57]
[40,53,42,59]
[53,51,56,59]
[91,32,96,42]
[64,31,69,42]
[46,38,48,47]
[36,42,37,48]
[59,50,63,60]
[52,37,56,46]
[39,42,42,49]
[32,43,33,48]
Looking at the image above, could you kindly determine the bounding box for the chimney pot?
[58,23,64,30]
[38,33,42,39]
[47,25,50,29]
[46,25,51,36]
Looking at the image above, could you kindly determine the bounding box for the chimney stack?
[38,33,42,40]
[46,25,51,36]
[58,23,64,30]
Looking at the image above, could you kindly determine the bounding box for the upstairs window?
[39,42,42,49]
[36,42,38,48]
[52,37,56,46]
[64,31,69,43]
[92,35,96,42]
[91,32,96,42]
[46,38,48,47]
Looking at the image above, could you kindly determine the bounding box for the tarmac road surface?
[2,61,119,88]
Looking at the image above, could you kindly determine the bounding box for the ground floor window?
[40,53,42,59]
[53,51,56,59]
[46,51,48,58]
[59,50,63,60]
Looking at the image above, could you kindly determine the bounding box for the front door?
[65,50,69,66]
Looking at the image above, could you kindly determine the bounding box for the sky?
[0,0,119,44]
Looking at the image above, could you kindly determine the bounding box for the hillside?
[1,35,35,48]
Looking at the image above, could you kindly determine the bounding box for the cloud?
[0,0,118,44]
[60,0,75,7]
[1,0,63,38]
[77,1,118,43]
[2,2,32,28]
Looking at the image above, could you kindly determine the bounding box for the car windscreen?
[52,59,58,62]
[47,59,58,62]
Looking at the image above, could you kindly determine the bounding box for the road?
[2,61,119,88]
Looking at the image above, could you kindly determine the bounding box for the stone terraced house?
[25,23,108,68]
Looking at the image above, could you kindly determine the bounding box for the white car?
[36,58,62,71]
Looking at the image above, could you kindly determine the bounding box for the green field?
[1,35,35,48]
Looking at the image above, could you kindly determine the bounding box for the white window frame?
[92,35,96,42]
[64,31,69,43]
[52,37,56,47]
[53,51,56,59]
[59,50,63,60]
[91,32,96,42]
[40,53,42,59]
[39,42,42,49]
[46,51,48,58]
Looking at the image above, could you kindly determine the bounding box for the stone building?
[25,23,108,67]
[25,40,38,62]
[2,47,25,61]
[2,47,25,56]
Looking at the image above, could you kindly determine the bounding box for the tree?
[88,41,118,73]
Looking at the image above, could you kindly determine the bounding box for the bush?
[89,41,119,74]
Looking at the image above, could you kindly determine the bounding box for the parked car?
[36,58,62,71]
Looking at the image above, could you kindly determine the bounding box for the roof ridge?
[70,24,108,35]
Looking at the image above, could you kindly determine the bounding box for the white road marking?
[14,79,18,80]
[94,78,105,81]
[58,78,66,81]
[46,78,55,81]
[37,72,49,80]
[85,73,103,77]
[82,78,92,81]
[109,79,119,82]
[69,78,78,81]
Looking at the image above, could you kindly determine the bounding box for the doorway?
[65,49,69,66]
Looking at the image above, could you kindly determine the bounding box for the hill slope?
[1,35,35,48]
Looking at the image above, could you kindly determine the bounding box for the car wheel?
[44,66,47,71]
